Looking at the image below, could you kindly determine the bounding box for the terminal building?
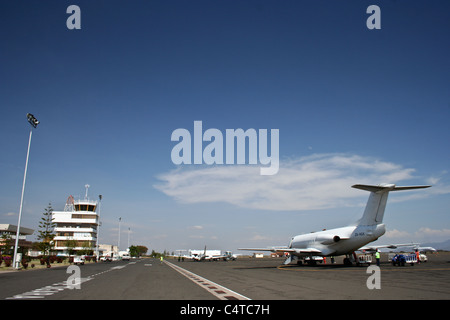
[52,186,101,256]
[0,224,34,254]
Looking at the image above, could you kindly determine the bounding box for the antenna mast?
[64,195,75,212]
[85,184,90,200]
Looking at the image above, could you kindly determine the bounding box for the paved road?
[1,259,215,300]
[1,253,450,300]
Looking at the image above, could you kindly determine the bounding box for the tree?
[78,242,94,256]
[0,233,13,256]
[129,245,148,257]
[37,203,56,255]
[64,239,78,256]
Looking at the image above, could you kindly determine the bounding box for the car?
[73,255,85,265]
[100,256,112,262]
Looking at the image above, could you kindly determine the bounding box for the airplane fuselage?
[289,224,386,257]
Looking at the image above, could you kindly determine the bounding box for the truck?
[224,251,237,261]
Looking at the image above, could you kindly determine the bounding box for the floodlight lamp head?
[26,113,40,128]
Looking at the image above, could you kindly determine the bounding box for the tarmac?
[166,252,450,300]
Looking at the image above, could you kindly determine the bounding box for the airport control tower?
[52,185,99,256]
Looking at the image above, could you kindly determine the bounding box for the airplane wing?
[238,247,323,255]
[238,247,289,253]
[418,246,437,252]
[358,243,419,252]
[177,254,196,260]
[352,184,430,192]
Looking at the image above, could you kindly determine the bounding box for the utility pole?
[118,217,121,252]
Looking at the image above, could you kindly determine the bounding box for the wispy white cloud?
[385,229,412,239]
[189,225,204,230]
[188,235,205,239]
[249,234,274,242]
[154,153,440,211]
[384,227,450,243]
[416,227,450,239]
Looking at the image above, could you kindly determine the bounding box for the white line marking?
[6,262,132,299]
[111,265,126,270]
[6,278,92,299]
[164,261,251,300]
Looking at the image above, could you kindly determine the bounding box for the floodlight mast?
[95,194,102,258]
[26,113,39,128]
[13,113,39,269]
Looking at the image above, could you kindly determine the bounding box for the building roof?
[0,224,34,235]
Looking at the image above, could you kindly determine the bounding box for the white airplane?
[195,248,232,261]
[191,247,211,261]
[416,246,437,253]
[239,183,430,265]
[174,248,207,261]
[176,247,231,261]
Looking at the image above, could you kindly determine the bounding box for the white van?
[121,253,131,261]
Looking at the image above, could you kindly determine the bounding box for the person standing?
[415,249,421,264]
[375,250,381,266]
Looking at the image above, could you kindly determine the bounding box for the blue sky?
[1,1,449,253]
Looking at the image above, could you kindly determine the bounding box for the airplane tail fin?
[352,184,430,226]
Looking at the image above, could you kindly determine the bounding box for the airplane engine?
[319,235,341,245]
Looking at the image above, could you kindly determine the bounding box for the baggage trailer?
[348,253,373,266]
[356,254,372,266]
[390,253,417,266]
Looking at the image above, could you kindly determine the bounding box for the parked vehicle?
[73,255,85,265]
[391,254,417,266]
[121,253,131,261]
